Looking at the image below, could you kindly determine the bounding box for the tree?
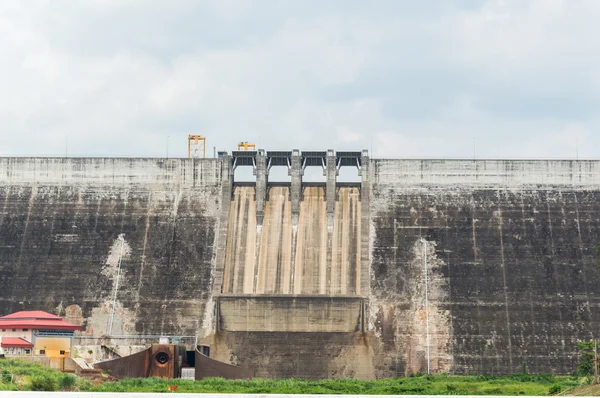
[575,340,595,377]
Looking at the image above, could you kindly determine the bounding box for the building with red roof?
[0,310,81,358]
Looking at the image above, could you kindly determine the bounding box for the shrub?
[484,387,503,395]
[58,373,77,390]
[549,384,562,394]
[30,375,57,391]
[575,341,595,376]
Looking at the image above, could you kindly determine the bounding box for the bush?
[484,387,503,394]
[1,373,12,383]
[30,375,57,391]
[549,384,562,394]
[58,373,77,390]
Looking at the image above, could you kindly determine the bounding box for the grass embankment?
[0,357,591,394]
[91,374,587,395]
[0,358,90,391]
[568,383,600,396]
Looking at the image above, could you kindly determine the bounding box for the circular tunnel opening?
[155,352,170,365]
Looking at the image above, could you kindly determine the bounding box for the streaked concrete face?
[369,159,600,376]
[221,186,361,296]
[1,156,600,378]
[0,158,222,350]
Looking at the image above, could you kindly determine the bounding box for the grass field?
[0,358,592,394]
[0,358,90,391]
[88,373,587,395]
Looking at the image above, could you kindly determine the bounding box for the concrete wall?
[1,156,600,378]
[372,159,600,187]
[217,296,364,332]
[0,157,222,338]
[369,159,600,376]
[9,355,64,370]
[212,331,375,379]
[0,329,33,341]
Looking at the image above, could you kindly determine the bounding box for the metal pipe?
[108,235,125,336]
[422,238,431,375]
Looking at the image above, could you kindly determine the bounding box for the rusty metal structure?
[94,344,187,379]
[94,344,253,380]
[195,348,254,380]
[188,135,206,158]
[237,141,256,151]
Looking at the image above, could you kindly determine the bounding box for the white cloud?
[0,1,599,158]
[515,124,592,159]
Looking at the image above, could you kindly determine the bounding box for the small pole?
[65,133,72,157]
[422,238,431,375]
[594,340,598,385]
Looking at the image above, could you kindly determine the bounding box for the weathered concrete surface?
[0,157,222,338]
[370,159,600,376]
[221,186,361,295]
[212,331,376,379]
[2,157,600,378]
[217,296,365,332]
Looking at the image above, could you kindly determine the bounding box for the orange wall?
[35,337,72,358]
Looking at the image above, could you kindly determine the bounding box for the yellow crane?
[237,142,256,151]
[188,135,206,158]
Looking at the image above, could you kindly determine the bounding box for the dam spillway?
[1,154,600,378]
[223,185,361,295]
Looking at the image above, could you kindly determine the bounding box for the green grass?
[0,358,91,391]
[0,357,590,394]
[91,374,587,395]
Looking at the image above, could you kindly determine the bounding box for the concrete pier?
[359,150,370,297]
[254,150,268,225]
[325,149,337,229]
[290,149,303,226]
[212,154,234,296]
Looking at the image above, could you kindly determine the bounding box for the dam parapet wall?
[0,157,221,187]
[373,159,600,188]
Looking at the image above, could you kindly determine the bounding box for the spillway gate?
[212,150,370,333]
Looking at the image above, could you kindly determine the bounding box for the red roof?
[1,337,34,348]
[0,311,62,320]
[0,311,81,331]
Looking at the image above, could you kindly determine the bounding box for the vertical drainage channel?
[421,238,430,375]
[108,234,126,336]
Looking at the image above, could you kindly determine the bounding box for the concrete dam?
[0,152,599,379]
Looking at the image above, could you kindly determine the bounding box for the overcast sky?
[1,0,599,158]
